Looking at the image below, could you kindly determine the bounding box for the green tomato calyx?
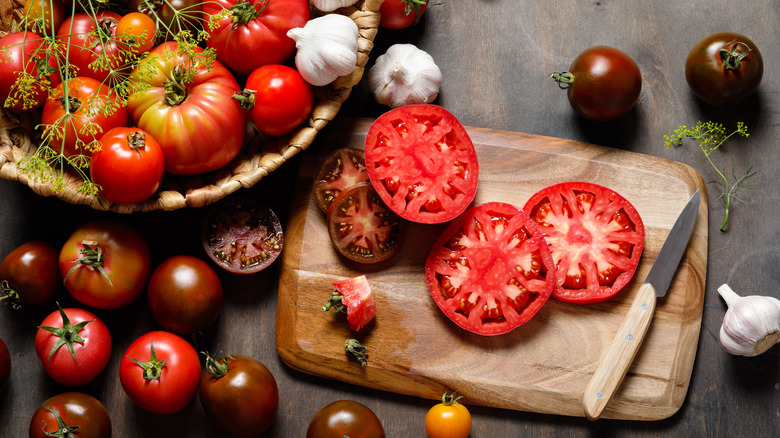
[719,40,752,70]
[202,351,232,379]
[128,340,167,380]
[41,405,80,438]
[38,303,94,364]
[550,71,575,89]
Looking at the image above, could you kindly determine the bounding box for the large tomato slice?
[332,275,376,332]
[425,202,556,335]
[523,182,645,304]
[313,148,370,213]
[364,104,479,224]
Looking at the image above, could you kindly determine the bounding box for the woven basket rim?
[0,0,382,213]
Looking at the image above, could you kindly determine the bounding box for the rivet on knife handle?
[582,283,657,420]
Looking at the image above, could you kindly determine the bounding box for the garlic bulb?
[310,0,359,12]
[287,14,359,87]
[368,43,442,109]
[718,283,780,357]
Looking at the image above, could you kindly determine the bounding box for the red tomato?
[203,0,310,77]
[22,0,66,36]
[147,255,223,334]
[119,331,201,415]
[0,338,9,394]
[59,220,152,309]
[313,148,370,213]
[306,400,386,438]
[426,202,557,335]
[29,392,111,438]
[90,127,165,205]
[237,64,313,136]
[425,392,472,438]
[379,0,428,30]
[326,183,405,264]
[325,275,377,331]
[57,11,123,83]
[523,182,645,304]
[0,31,61,111]
[41,76,129,158]
[364,104,479,224]
[35,306,112,386]
[199,354,279,437]
[0,240,60,308]
[116,12,157,55]
[684,32,763,106]
[551,46,642,121]
[126,42,246,175]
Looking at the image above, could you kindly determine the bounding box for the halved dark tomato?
[425,202,556,335]
[364,104,479,224]
[522,182,645,304]
[313,148,369,213]
[327,183,404,264]
[201,197,284,274]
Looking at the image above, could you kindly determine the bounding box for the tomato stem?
[322,290,346,313]
[0,280,22,310]
[441,390,464,406]
[550,71,575,89]
[344,338,368,367]
[63,240,114,287]
[38,304,94,364]
[162,65,190,106]
[202,351,231,378]
[127,340,167,380]
[232,88,257,110]
[42,405,80,438]
[229,0,268,28]
[401,0,428,25]
[126,131,147,157]
[719,40,752,70]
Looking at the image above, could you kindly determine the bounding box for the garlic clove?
[288,14,359,87]
[367,43,443,109]
[717,283,780,357]
[310,0,360,12]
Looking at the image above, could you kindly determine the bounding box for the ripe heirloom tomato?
[90,127,165,205]
[307,400,386,438]
[199,354,279,437]
[41,76,130,158]
[523,182,645,304]
[0,240,60,308]
[147,255,223,334]
[29,392,111,438]
[120,331,201,415]
[126,41,246,175]
[0,338,9,394]
[324,275,377,331]
[22,0,66,36]
[35,306,112,386]
[236,64,313,136]
[116,12,157,55]
[57,11,123,83]
[551,46,642,121]
[425,392,472,438]
[59,220,152,309]
[379,0,428,30]
[364,104,479,224]
[0,31,61,111]
[684,32,763,106]
[313,148,370,213]
[203,0,310,77]
[425,202,557,335]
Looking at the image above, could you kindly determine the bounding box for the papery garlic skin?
[368,43,442,108]
[718,284,780,357]
[288,15,359,87]
[310,0,359,12]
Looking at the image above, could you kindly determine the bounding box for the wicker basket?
[0,0,381,213]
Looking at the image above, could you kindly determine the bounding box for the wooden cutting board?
[276,118,708,421]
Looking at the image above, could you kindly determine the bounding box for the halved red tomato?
[364,104,479,224]
[425,202,556,335]
[326,182,404,264]
[523,182,645,304]
[313,148,370,213]
[328,275,377,332]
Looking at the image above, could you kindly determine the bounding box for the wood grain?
[276,118,709,421]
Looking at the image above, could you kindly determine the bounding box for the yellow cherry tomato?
[425,391,472,438]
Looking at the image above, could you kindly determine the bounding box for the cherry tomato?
[41,76,130,158]
[128,0,203,42]
[551,46,642,121]
[313,148,370,213]
[684,32,763,106]
[379,0,428,30]
[0,31,61,111]
[425,392,472,438]
[0,338,9,394]
[324,275,377,331]
[35,306,112,386]
[523,181,645,304]
[237,64,313,136]
[119,331,201,415]
[200,196,284,274]
[90,127,165,205]
[29,392,111,438]
[199,354,279,437]
[364,104,479,224]
[147,255,223,334]
[0,240,60,308]
[306,400,386,438]
[116,12,157,55]
[22,0,66,36]
[57,11,123,83]
[59,220,152,309]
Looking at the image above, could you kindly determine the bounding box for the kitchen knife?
[582,189,701,420]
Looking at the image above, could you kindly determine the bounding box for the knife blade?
[582,189,701,420]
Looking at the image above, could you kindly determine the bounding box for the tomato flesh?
[523,182,645,304]
[425,202,556,335]
[314,148,370,213]
[333,275,377,332]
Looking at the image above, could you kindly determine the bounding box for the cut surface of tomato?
[364,104,479,224]
[313,148,370,213]
[425,202,556,335]
[327,182,404,264]
[523,181,645,304]
[333,275,377,331]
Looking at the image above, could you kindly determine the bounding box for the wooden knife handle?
[582,283,657,420]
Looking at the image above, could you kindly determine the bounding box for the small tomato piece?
[325,275,377,332]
